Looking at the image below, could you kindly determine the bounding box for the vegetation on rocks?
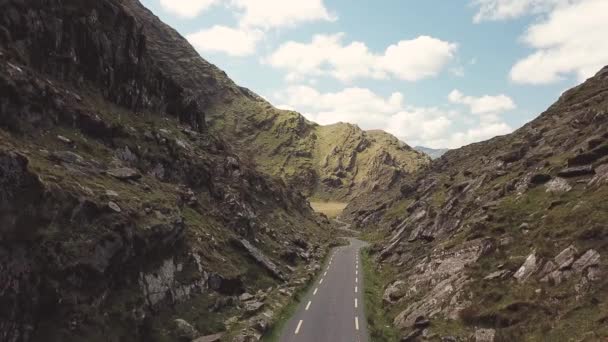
[206,97,430,202]
[0,1,335,341]
[348,65,608,341]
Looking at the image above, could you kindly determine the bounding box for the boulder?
[554,245,578,270]
[588,164,608,187]
[173,318,199,340]
[545,177,572,193]
[107,201,121,213]
[244,301,264,314]
[530,173,551,185]
[513,252,538,283]
[57,135,73,144]
[557,165,595,178]
[413,316,430,328]
[239,293,254,302]
[572,249,600,274]
[235,239,285,280]
[475,328,496,342]
[383,280,407,303]
[107,167,141,181]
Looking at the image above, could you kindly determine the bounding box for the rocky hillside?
[206,96,430,201]
[348,67,608,340]
[0,1,334,341]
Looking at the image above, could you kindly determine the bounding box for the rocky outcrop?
[207,104,430,201]
[0,1,331,341]
[236,239,286,281]
[347,65,608,340]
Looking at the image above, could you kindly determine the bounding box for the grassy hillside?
[206,97,430,201]
[347,66,608,341]
[0,1,334,341]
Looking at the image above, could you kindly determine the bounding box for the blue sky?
[140,0,608,148]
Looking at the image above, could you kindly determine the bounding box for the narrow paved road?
[279,237,369,342]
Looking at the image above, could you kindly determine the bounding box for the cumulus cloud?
[160,0,334,25]
[448,89,516,115]
[186,25,263,56]
[267,33,457,82]
[470,0,568,22]
[159,0,221,18]
[510,0,608,84]
[231,0,336,29]
[273,85,514,149]
[170,0,334,56]
[471,0,608,84]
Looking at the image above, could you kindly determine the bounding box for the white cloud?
[470,0,569,22]
[448,89,516,115]
[267,33,457,82]
[231,0,336,29]
[273,85,513,149]
[186,25,263,56]
[510,0,608,84]
[174,0,334,56]
[159,0,220,18]
[471,0,608,84]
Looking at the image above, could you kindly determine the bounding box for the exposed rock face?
[0,1,331,341]
[206,103,431,201]
[513,252,538,283]
[347,65,608,340]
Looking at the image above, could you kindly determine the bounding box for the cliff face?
[0,1,331,341]
[206,97,431,201]
[348,67,608,340]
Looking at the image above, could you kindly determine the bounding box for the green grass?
[361,248,399,342]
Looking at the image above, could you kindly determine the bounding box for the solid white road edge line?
[295,320,303,334]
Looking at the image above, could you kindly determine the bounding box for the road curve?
[279,237,369,342]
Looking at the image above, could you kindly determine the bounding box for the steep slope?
[0,1,332,341]
[348,67,608,340]
[206,96,430,201]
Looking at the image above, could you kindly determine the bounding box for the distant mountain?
[415,146,449,159]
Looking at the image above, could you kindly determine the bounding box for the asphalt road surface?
[279,237,369,342]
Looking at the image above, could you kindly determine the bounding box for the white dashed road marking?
[355,317,359,331]
[355,298,358,308]
[355,286,358,293]
[313,288,318,295]
[295,320,303,334]
[305,301,311,311]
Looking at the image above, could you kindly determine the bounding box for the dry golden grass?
[309,201,348,218]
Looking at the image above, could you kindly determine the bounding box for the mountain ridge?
[0,1,334,341]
